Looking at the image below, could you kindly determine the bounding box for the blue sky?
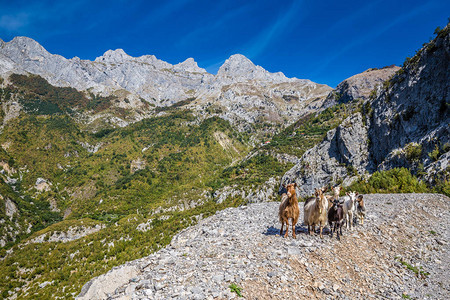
[0,0,448,87]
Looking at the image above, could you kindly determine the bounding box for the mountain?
[0,37,332,133]
[0,36,332,299]
[0,23,448,299]
[281,24,450,196]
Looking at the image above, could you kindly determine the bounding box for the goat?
[304,188,328,238]
[305,186,328,206]
[342,191,358,230]
[355,195,366,225]
[279,183,299,238]
[325,185,341,211]
[328,198,344,240]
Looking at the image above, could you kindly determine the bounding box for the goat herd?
[278,183,366,240]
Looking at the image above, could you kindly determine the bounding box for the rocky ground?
[77,193,449,300]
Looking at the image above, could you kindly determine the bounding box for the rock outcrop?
[324,65,400,106]
[77,193,450,300]
[282,25,450,195]
[281,113,370,197]
[26,224,105,244]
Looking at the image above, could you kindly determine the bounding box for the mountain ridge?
[0,36,332,133]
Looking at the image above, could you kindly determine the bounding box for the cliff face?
[282,25,450,196]
[281,113,371,196]
[369,29,450,171]
[324,65,400,106]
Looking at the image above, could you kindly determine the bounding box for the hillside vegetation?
[0,77,260,298]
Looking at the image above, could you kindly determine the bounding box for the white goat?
[342,191,358,230]
[326,185,341,211]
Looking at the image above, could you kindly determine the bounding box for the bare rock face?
[5,197,18,219]
[216,54,292,84]
[76,264,139,300]
[35,177,52,192]
[324,65,400,107]
[369,29,450,170]
[26,224,105,244]
[281,113,370,197]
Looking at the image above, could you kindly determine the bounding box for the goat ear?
[293,183,297,188]
[346,192,349,196]
[355,192,359,196]
[282,184,286,188]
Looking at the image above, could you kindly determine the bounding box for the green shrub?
[428,145,440,161]
[405,143,422,162]
[348,168,428,194]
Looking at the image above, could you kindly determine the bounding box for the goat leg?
[337,222,340,240]
[349,212,353,230]
[329,221,334,238]
[280,222,284,236]
[292,222,296,239]
[319,225,323,239]
[284,221,289,238]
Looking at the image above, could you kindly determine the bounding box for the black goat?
[328,199,344,240]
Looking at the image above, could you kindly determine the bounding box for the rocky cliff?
[282,25,450,196]
[324,65,400,106]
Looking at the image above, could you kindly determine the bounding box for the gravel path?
[77,193,449,300]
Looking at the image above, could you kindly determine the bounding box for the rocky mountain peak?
[217,53,289,83]
[95,49,131,63]
[217,54,258,79]
[174,57,206,73]
[0,38,4,47]
[3,36,50,58]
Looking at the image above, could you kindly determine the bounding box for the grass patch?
[396,258,430,279]
[229,283,243,297]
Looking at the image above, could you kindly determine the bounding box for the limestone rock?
[5,197,18,219]
[76,265,139,300]
[324,65,400,107]
[35,178,51,192]
[281,113,369,197]
[77,193,450,300]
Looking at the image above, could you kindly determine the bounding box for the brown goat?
[355,195,366,225]
[279,183,299,238]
